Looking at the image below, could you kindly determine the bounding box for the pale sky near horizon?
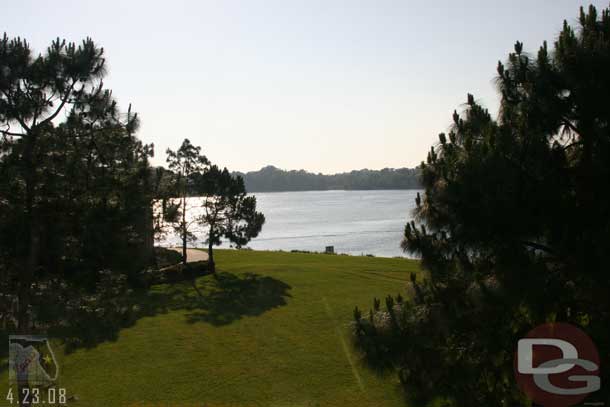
[4,1,607,173]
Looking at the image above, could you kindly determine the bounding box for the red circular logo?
[514,322,600,407]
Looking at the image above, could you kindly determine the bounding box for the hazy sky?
[4,1,606,172]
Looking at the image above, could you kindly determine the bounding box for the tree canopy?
[165,138,210,264]
[196,165,265,273]
[0,34,153,349]
[353,5,610,405]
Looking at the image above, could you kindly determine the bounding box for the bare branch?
[0,123,25,138]
[38,79,77,127]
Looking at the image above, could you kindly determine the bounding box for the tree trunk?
[208,237,215,274]
[18,131,39,334]
[181,196,187,265]
[18,131,39,407]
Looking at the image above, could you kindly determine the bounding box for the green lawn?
[2,250,423,407]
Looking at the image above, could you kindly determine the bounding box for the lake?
[159,189,421,258]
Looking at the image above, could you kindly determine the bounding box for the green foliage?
[150,167,182,241]
[161,140,265,274]
[0,34,154,333]
[196,165,265,272]
[355,5,610,405]
[165,138,210,263]
[50,270,139,349]
[166,139,209,178]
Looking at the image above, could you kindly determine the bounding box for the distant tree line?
[233,165,421,192]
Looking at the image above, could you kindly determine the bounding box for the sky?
[3,0,607,173]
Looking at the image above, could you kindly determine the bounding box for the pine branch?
[38,79,77,127]
[0,89,31,132]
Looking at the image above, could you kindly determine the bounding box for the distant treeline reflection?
[233,165,421,192]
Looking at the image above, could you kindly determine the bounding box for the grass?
[1,250,423,407]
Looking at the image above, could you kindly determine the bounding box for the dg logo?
[514,322,601,407]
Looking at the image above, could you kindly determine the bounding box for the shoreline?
[160,245,412,260]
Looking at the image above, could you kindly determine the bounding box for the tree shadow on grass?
[147,271,292,326]
[57,271,290,353]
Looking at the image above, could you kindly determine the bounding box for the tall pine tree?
[354,5,610,405]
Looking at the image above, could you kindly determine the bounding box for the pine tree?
[166,139,210,264]
[355,5,610,404]
[196,165,265,273]
[0,34,142,333]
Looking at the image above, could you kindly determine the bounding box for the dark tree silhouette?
[0,34,153,407]
[166,139,210,264]
[0,34,144,333]
[354,5,610,405]
[196,165,265,273]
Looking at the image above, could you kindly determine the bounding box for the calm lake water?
[160,190,421,258]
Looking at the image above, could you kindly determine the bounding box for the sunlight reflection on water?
[158,189,421,258]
